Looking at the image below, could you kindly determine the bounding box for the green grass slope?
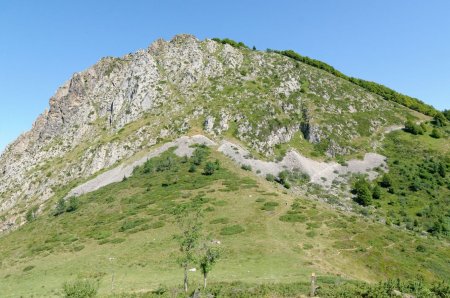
[0,145,448,297]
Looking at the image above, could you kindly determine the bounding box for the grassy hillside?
[0,144,449,297]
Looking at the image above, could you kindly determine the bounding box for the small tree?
[176,210,202,293]
[203,162,216,176]
[199,245,221,289]
[380,174,392,188]
[372,185,381,200]
[353,177,372,206]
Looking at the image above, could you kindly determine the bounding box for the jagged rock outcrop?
[0,34,408,231]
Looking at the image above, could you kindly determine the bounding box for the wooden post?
[310,272,316,297]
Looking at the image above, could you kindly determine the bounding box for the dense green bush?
[352,177,372,206]
[404,120,424,135]
[430,128,442,139]
[380,173,393,188]
[191,145,209,166]
[212,38,249,49]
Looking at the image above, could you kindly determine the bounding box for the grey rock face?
[0,34,404,231]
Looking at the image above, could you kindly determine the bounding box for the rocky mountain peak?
[0,34,414,232]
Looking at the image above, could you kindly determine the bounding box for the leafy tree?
[372,185,381,200]
[380,173,393,188]
[433,112,447,127]
[199,245,221,289]
[175,210,202,293]
[353,178,372,206]
[53,198,66,216]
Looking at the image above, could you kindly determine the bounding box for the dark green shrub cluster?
[404,120,424,135]
[203,160,220,176]
[53,197,80,216]
[277,171,291,189]
[211,38,249,49]
[241,164,252,171]
[381,133,450,236]
[352,177,373,206]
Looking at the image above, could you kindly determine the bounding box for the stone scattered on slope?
[218,140,387,187]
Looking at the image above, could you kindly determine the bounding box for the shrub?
[404,120,423,135]
[265,174,275,182]
[430,128,442,138]
[62,279,98,298]
[372,185,381,200]
[241,164,252,171]
[26,206,39,222]
[416,244,426,252]
[155,156,176,172]
[380,173,393,188]
[353,178,372,206]
[203,162,216,175]
[53,198,66,216]
[433,112,447,127]
[191,146,209,165]
[277,170,291,188]
[188,164,197,173]
[66,197,79,213]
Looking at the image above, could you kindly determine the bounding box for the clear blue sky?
[1,0,449,152]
